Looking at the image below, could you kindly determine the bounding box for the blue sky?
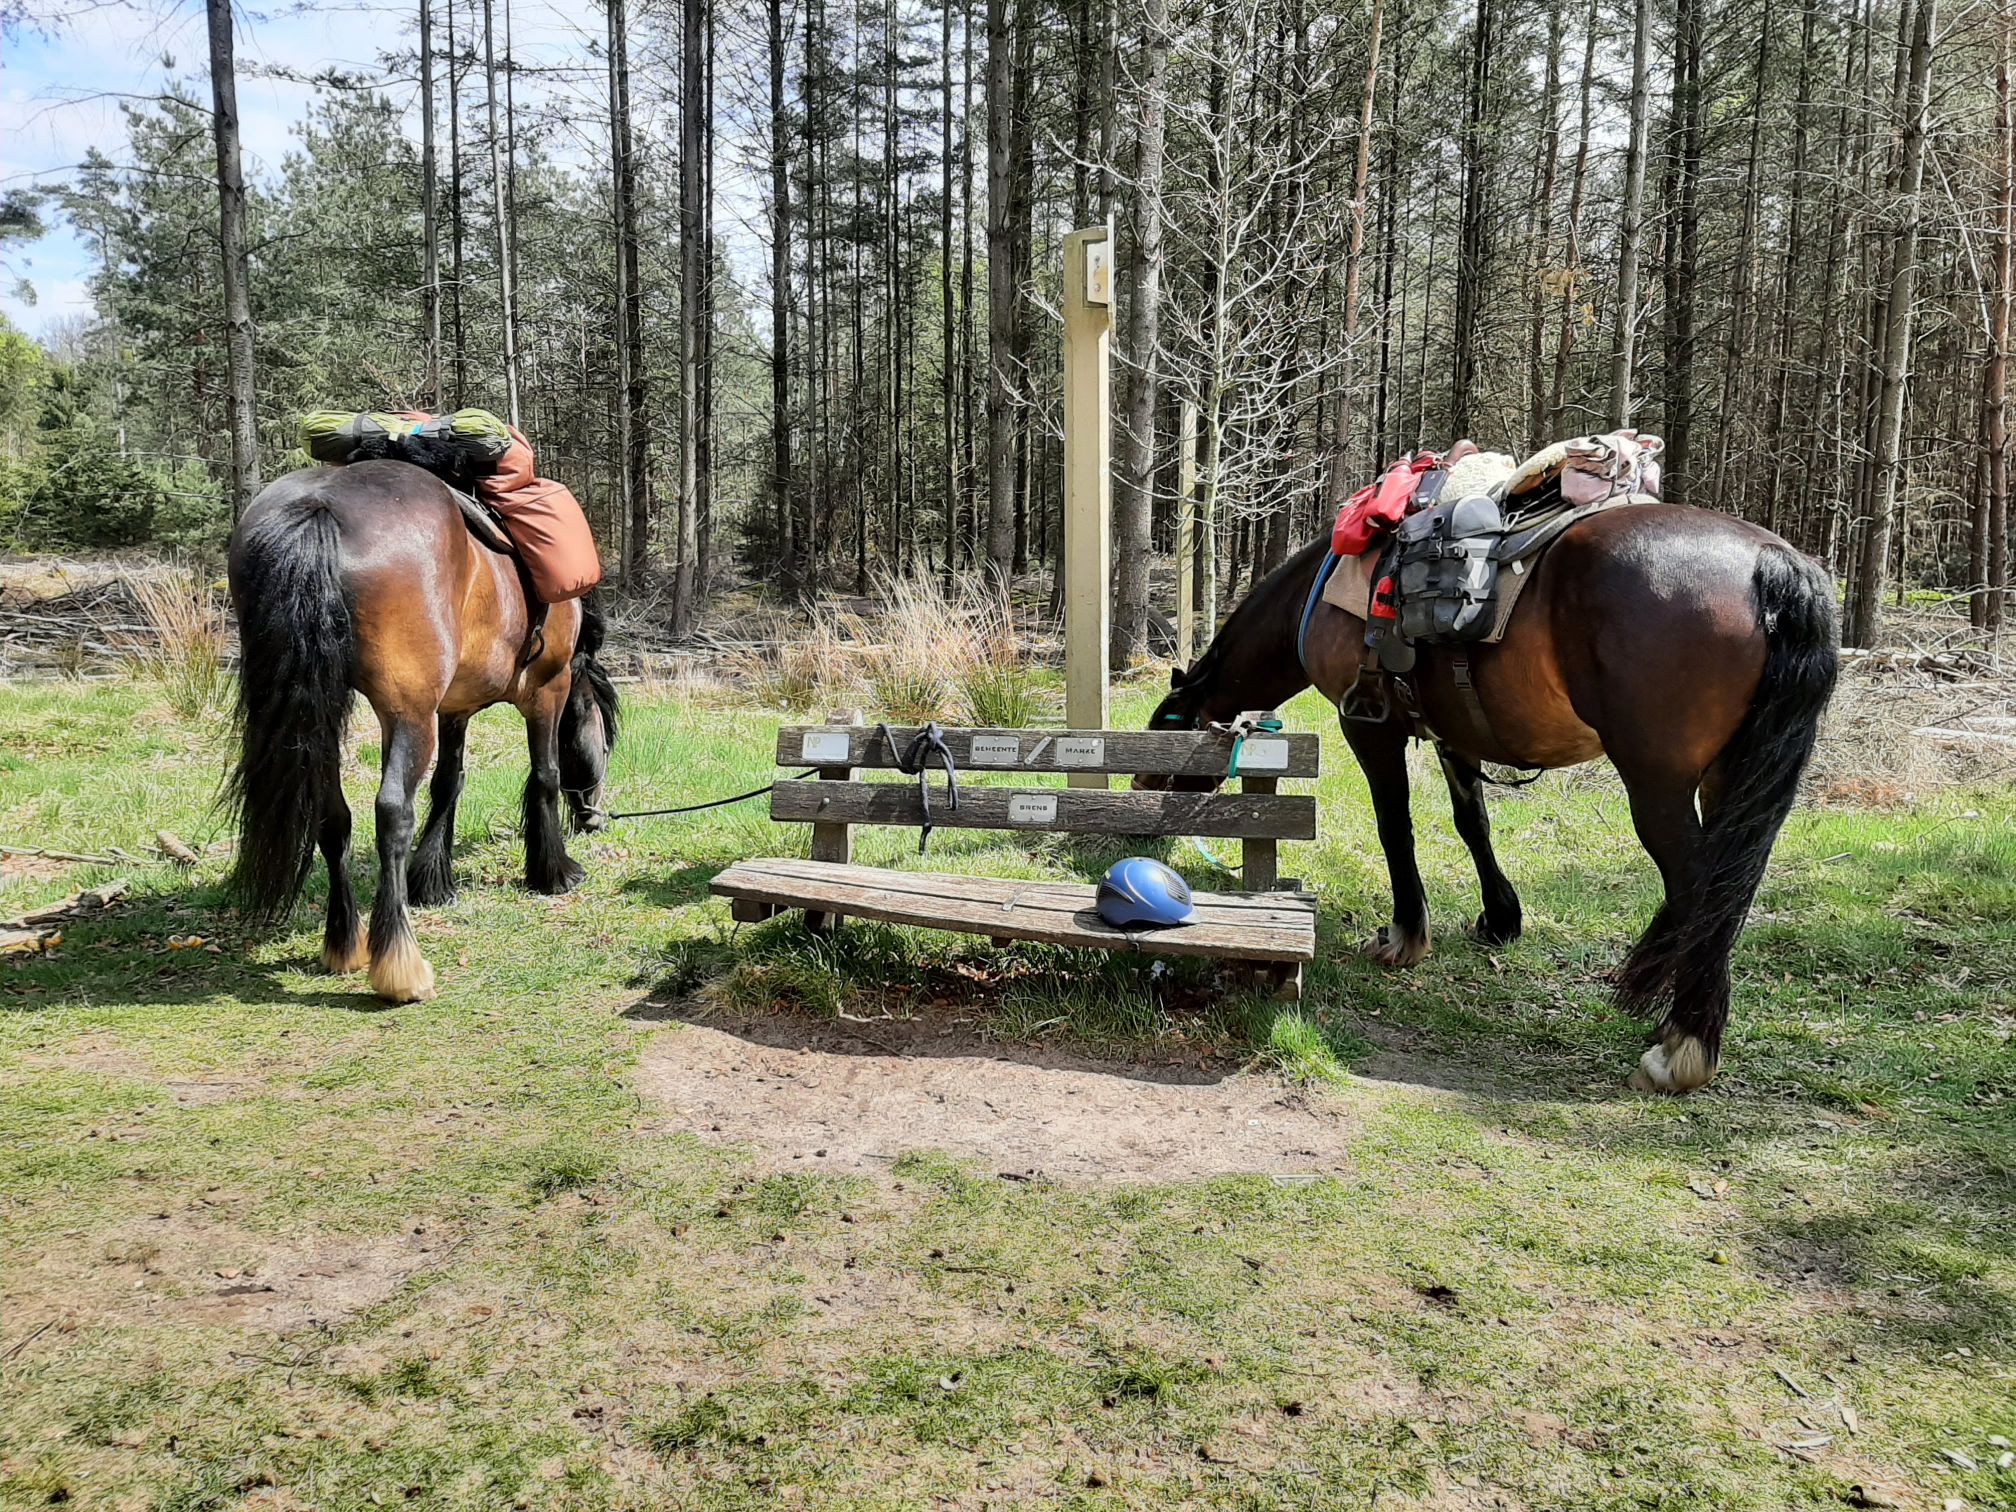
[0,0,616,340]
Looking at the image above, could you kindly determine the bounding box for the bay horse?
[1147,506,1839,1092]
[225,459,618,1004]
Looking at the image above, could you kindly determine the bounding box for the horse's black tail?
[224,505,354,925]
[1617,543,1839,1058]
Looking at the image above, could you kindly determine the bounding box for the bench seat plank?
[770,781,1316,841]
[712,858,1317,963]
[777,724,1320,779]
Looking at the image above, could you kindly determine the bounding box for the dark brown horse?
[1147,505,1838,1092]
[225,460,618,1004]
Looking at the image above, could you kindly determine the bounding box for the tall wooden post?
[1176,396,1198,665]
[1063,224,1113,789]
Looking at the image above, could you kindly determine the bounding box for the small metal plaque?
[971,735,1020,764]
[1008,793,1058,824]
[1240,737,1290,772]
[1055,737,1105,767]
[1084,238,1112,306]
[800,731,852,764]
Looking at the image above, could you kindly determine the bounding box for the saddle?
[1324,432,1664,741]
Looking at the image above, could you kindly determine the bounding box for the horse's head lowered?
[560,599,620,832]
[1137,661,1228,793]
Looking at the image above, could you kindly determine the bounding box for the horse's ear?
[1170,664,1189,690]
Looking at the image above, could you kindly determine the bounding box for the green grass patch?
[1,675,2012,1510]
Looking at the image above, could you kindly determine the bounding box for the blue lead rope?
[1297,550,1344,681]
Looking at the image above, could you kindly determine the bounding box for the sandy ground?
[632,1009,1366,1182]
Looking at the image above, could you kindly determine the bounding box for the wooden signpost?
[1062,224,1113,790]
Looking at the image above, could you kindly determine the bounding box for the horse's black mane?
[569,594,621,750]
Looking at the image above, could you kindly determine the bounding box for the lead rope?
[876,721,960,853]
[600,769,817,823]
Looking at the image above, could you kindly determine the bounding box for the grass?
[1,672,2013,1510]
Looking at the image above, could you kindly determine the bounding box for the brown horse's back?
[1402,504,1776,777]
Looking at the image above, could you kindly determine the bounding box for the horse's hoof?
[1628,1036,1715,1095]
[320,923,369,975]
[369,936,437,1004]
[1470,911,1522,947]
[1364,925,1430,968]
[531,861,587,896]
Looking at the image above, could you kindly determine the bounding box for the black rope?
[875,721,959,853]
[601,769,818,822]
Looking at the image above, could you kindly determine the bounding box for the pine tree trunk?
[481,0,520,425]
[1111,0,1169,669]
[609,0,649,582]
[1608,0,1652,427]
[697,0,716,593]
[941,0,958,587]
[1713,0,1772,506]
[1329,0,1385,508]
[673,0,703,629]
[1660,0,1702,502]
[1844,0,1937,648]
[419,0,442,409]
[1525,0,1562,452]
[1980,22,2012,631]
[1449,0,1492,439]
[960,0,978,567]
[1758,0,1815,539]
[206,0,260,520]
[447,0,466,407]
[1546,0,1597,432]
[984,0,1017,585]
[769,0,795,592]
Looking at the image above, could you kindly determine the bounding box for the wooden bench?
[709,714,1320,999]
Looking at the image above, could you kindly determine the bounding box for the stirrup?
[1340,667,1391,725]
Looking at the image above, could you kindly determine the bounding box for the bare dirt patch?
[632,1011,1363,1182]
[7,1218,445,1347]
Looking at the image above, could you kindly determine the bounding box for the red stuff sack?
[481,476,603,602]
[476,428,604,602]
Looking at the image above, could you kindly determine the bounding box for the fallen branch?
[1911,727,2016,750]
[155,830,200,867]
[0,843,121,867]
[2,879,130,930]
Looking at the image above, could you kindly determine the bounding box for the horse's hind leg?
[1438,749,1522,945]
[368,712,439,1003]
[523,679,585,895]
[318,751,368,973]
[1341,715,1431,967]
[407,713,468,908]
[1613,768,1713,1093]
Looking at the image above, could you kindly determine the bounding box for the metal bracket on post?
[1063,224,1113,791]
[805,708,861,932]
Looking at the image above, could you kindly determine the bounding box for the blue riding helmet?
[1096,857,1197,930]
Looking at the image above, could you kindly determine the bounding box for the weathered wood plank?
[713,859,1316,962]
[722,859,1319,926]
[769,782,1316,841]
[1241,774,1279,891]
[805,709,861,932]
[774,723,1320,779]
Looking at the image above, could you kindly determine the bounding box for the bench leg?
[731,899,784,924]
[1243,962,1302,1002]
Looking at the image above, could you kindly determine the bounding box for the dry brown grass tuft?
[120,566,230,720]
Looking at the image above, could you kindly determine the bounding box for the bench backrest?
[771,716,1319,891]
